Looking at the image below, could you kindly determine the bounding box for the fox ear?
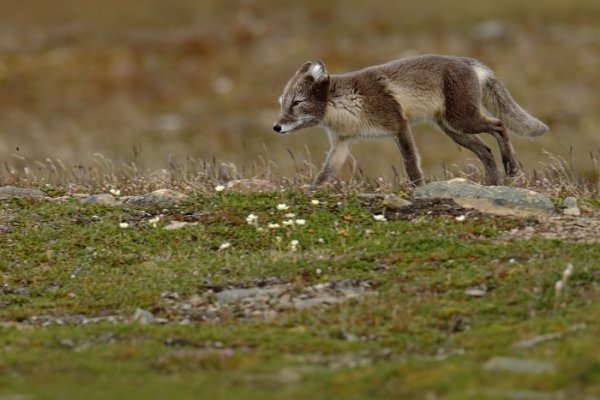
[297,61,313,75]
[308,60,328,81]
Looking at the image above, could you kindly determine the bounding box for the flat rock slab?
[413,179,555,218]
[0,186,46,200]
[121,189,189,207]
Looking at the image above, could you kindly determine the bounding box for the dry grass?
[0,0,599,196]
[2,149,598,201]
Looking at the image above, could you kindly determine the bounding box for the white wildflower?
[290,239,299,251]
[317,238,325,244]
[119,222,129,229]
[268,223,281,229]
[562,263,574,279]
[373,214,387,222]
[284,213,296,219]
[246,213,258,225]
[316,268,323,275]
[282,219,294,226]
[311,199,320,206]
[555,280,564,293]
[275,236,282,244]
[148,216,160,228]
[276,203,289,211]
[294,219,306,226]
[218,242,231,251]
[455,215,466,222]
[215,184,225,192]
[109,188,121,196]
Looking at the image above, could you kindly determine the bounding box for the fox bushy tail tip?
[482,76,548,137]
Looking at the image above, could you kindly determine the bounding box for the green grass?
[1,191,599,399]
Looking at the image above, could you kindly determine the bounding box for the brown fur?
[273,55,548,187]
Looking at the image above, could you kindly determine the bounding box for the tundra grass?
[1,191,599,399]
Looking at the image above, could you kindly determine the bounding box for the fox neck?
[319,75,369,136]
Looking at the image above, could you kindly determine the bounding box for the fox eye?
[292,100,303,107]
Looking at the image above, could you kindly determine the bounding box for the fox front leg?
[312,140,351,188]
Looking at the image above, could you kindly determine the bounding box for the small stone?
[464,288,487,297]
[381,194,412,209]
[563,197,580,216]
[163,221,198,230]
[225,179,278,193]
[215,287,283,303]
[59,338,76,348]
[276,367,302,384]
[293,296,341,310]
[131,308,155,324]
[483,357,555,374]
[161,291,180,300]
[81,194,120,206]
[0,186,46,200]
[122,189,189,207]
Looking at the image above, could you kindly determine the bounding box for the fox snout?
[272,118,298,134]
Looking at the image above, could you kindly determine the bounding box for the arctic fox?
[273,55,548,187]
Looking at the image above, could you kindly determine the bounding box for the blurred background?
[0,0,599,182]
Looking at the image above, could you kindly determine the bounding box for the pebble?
[563,196,581,216]
[381,194,412,209]
[80,194,120,206]
[131,308,155,324]
[464,288,487,297]
[162,221,198,230]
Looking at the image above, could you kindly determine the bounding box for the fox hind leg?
[437,121,500,185]
[446,114,520,178]
[485,119,520,177]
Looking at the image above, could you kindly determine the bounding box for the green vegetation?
[1,191,599,399]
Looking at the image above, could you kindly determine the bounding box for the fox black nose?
[273,124,281,132]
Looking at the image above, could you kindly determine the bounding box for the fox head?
[273,61,330,134]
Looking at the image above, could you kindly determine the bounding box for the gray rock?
[562,197,580,216]
[413,179,555,218]
[483,357,555,374]
[131,308,155,324]
[0,186,46,200]
[81,193,120,206]
[215,287,283,303]
[122,189,189,207]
